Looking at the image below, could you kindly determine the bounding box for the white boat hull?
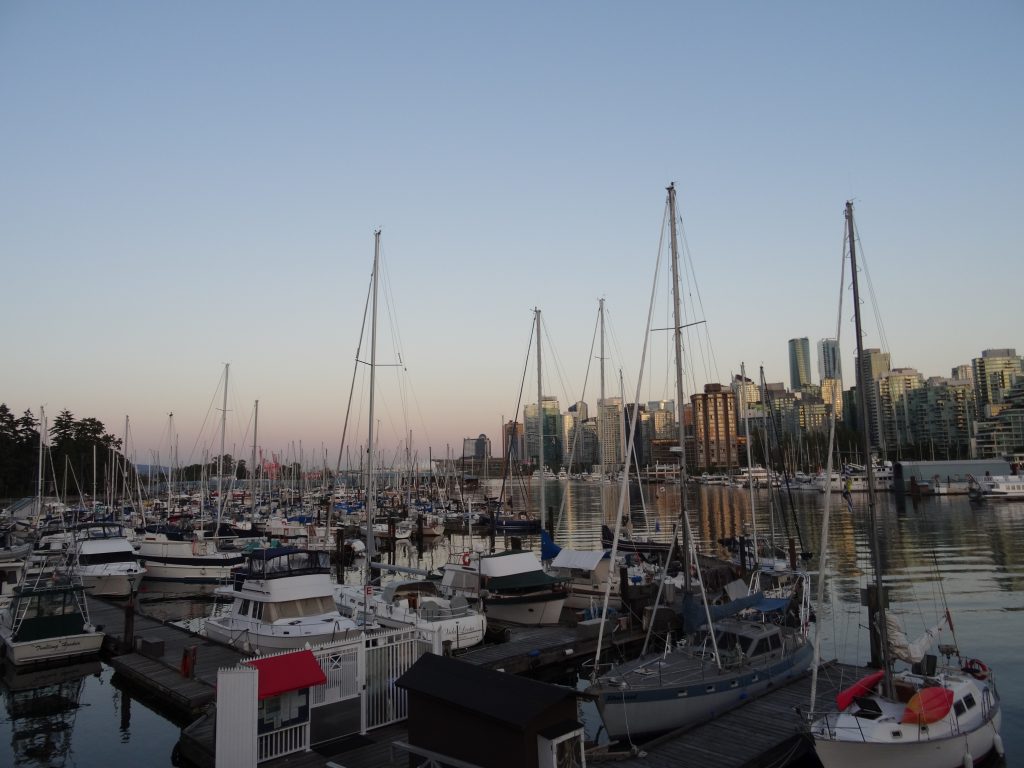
[484,594,565,626]
[813,708,1003,768]
[204,616,362,653]
[80,570,146,598]
[2,630,105,666]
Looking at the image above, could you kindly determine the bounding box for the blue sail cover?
[680,590,771,630]
[540,529,562,561]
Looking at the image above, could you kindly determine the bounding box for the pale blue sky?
[2,2,1021,467]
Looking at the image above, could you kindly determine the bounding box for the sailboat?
[585,185,814,745]
[809,203,1003,768]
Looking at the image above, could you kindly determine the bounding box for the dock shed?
[394,652,585,768]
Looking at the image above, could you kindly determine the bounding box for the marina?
[1,484,1021,767]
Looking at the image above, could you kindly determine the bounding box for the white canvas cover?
[886,613,943,664]
[550,548,607,572]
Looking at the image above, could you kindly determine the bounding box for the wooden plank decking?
[588,661,862,768]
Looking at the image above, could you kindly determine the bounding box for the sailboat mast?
[741,362,759,569]
[847,201,892,696]
[251,400,259,520]
[216,363,229,533]
[365,229,381,566]
[667,183,692,591]
[535,308,545,530]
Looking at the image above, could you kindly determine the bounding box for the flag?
[842,475,854,512]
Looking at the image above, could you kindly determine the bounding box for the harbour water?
[2,482,1021,766]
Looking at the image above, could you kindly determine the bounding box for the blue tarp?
[540,529,561,561]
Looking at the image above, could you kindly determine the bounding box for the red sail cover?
[244,649,327,700]
[835,670,886,711]
[901,687,954,725]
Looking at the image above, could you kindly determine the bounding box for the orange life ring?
[461,552,472,566]
[963,658,989,681]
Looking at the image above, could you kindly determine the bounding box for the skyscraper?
[818,338,841,381]
[789,338,811,391]
[972,348,1023,417]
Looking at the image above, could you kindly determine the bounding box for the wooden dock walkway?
[89,597,243,718]
[588,660,862,768]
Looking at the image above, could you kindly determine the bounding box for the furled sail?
[886,613,943,664]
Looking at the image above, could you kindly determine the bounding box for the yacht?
[335,578,486,650]
[62,522,145,598]
[967,473,1024,501]
[439,549,568,626]
[135,525,247,585]
[204,547,364,653]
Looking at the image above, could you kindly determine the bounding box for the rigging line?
[496,313,539,525]
[184,367,229,467]
[850,213,890,355]
[554,305,601,495]
[677,207,722,386]
[538,314,575,420]
[334,271,374,479]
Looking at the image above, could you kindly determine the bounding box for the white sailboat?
[809,202,1003,768]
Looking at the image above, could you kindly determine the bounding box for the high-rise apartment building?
[596,397,623,471]
[877,368,925,453]
[818,338,841,381]
[856,348,891,451]
[691,384,737,471]
[789,338,812,391]
[462,434,491,460]
[524,397,562,469]
[502,420,525,462]
[906,377,974,460]
[972,348,1023,417]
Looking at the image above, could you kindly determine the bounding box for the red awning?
[243,649,327,700]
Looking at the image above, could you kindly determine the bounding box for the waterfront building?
[952,363,974,384]
[857,347,891,452]
[563,403,598,471]
[789,337,812,391]
[462,434,491,460]
[877,367,925,456]
[973,379,1024,460]
[793,398,830,434]
[596,397,623,471]
[691,384,737,472]
[906,377,974,460]
[972,348,1023,417]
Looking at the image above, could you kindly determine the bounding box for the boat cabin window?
[239,599,251,616]
[768,633,782,651]
[954,700,966,717]
[78,551,138,565]
[252,601,264,620]
[963,693,977,710]
[853,697,883,719]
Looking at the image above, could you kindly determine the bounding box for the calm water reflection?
[3,480,1021,765]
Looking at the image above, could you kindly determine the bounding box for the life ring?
[461,552,472,567]
[963,658,989,681]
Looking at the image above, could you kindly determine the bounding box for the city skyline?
[2,3,1021,465]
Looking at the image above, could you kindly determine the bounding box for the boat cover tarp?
[679,590,766,629]
[901,687,953,724]
[836,670,885,711]
[550,548,607,572]
[244,649,326,699]
[487,570,565,591]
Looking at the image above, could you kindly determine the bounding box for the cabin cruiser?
[62,522,145,598]
[205,547,365,653]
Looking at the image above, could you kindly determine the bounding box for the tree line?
[0,404,125,500]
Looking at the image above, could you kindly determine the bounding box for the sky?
[1,2,1021,470]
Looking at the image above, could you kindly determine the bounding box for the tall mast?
[535,308,545,529]
[741,362,758,569]
[847,201,892,696]
[251,400,259,520]
[598,298,605,479]
[36,406,45,524]
[365,230,381,567]
[668,183,692,591]
[216,363,229,533]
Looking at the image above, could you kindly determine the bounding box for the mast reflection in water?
[1,658,182,767]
